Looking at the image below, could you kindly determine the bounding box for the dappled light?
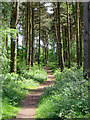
[1,1,90,120]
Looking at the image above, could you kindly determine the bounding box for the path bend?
[9,66,54,120]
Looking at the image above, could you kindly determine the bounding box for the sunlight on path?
[10,66,54,120]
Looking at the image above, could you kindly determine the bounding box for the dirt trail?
[9,66,54,120]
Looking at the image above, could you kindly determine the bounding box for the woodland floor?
[9,66,54,120]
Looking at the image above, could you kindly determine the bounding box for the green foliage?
[2,66,47,119]
[46,61,59,72]
[2,98,20,119]
[35,67,89,119]
[21,66,47,83]
[0,55,10,74]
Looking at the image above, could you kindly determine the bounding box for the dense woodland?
[0,1,90,119]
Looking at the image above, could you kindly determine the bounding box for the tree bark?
[10,1,19,73]
[38,2,41,64]
[88,2,90,77]
[31,6,34,66]
[64,26,68,63]
[28,3,31,70]
[43,46,45,63]
[76,2,80,68]
[84,2,90,78]
[79,3,83,67]
[62,25,66,63]
[67,2,71,68]
[46,38,48,61]
[25,3,29,65]
[57,2,64,71]
[44,32,47,64]
[6,34,8,58]
[54,7,60,65]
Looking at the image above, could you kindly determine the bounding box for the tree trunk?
[10,1,19,73]
[57,2,64,71]
[62,25,66,63]
[79,3,83,67]
[28,3,31,70]
[44,33,47,64]
[33,34,35,63]
[70,14,72,61]
[54,7,60,65]
[31,6,34,66]
[76,2,80,68]
[22,24,26,59]
[43,46,45,63]
[6,34,8,58]
[46,35,48,64]
[67,2,71,68]
[17,33,19,57]
[64,26,68,63]
[43,37,45,63]
[38,2,40,64]
[46,39,48,61]
[25,3,29,65]
[88,2,90,77]
[84,2,90,78]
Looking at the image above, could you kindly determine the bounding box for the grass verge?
[2,65,47,119]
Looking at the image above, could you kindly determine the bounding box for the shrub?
[35,68,89,119]
[2,66,47,119]
[21,67,47,83]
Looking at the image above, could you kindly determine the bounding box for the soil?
[9,66,54,120]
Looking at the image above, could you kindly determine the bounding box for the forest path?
[10,66,54,120]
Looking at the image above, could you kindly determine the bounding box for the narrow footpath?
[9,66,54,120]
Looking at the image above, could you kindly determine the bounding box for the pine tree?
[57,2,64,71]
[10,1,19,73]
[84,2,90,78]
[38,2,41,64]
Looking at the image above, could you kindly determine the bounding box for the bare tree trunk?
[46,39,48,61]
[70,14,72,61]
[42,45,44,63]
[31,6,34,66]
[6,34,8,58]
[22,24,26,59]
[44,33,47,64]
[46,35,48,64]
[76,2,80,68]
[64,26,68,63]
[43,37,45,63]
[35,40,38,62]
[38,2,40,64]
[45,42,47,64]
[79,3,83,67]
[62,25,66,63]
[17,33,19,57]
[57,2,64,71]
[54,7,60,65]
[10,1,19,73]
[72,2,76,62]
[25,3,29,65]
[33,34,35,63]
[88,2,90,77]
[14,34,17,74]
[84,2,90,77]
[28,3,31,70]
[67,2,71,68]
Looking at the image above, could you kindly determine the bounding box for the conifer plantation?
[0,1,90,119]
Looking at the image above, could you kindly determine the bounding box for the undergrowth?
[35,67,89,119]
[1,65,47,119]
